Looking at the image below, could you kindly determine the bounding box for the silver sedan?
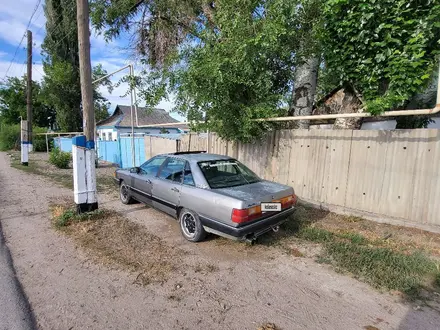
[114,152,297,243]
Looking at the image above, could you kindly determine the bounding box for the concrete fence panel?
[145,135,178,159]
[141,128,440,232]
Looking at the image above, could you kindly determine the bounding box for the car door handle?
[171,187,180,192]
[146,179,152,184]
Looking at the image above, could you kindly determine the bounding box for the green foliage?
[134,0,313,141]
[323,0,440,114]
[49,147,71,169]
[32,127,51,152]
[42,0,112,131]
[0,124,20,151]
[396,115,435,129]
[0,77,56,127]
[91,0,440,140]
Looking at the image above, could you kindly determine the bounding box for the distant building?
[96,105,188,141]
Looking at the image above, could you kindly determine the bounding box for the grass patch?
[50,202,184,285]
[50,202,216,286]
[297,227,334,243]
[259,205,440,298]
[51,204,109,228]
[327,241,438,296]
[293,222,440,297]
[9,152,117,193]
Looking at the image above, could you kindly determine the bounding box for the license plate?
[261,202,281,212]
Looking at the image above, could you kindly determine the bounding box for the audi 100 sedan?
[114,151,297,243]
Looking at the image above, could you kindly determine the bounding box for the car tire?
[119,181,134,204]
[179,208,206,242]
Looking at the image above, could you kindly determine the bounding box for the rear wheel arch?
[176,206,184,219]
[178,208,206,242]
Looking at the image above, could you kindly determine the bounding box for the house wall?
[97,127,182,140]
[97,128,117,141]
[148,130,440,233]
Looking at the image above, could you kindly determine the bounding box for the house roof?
[97,105,189,129]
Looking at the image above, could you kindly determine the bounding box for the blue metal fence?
[53,134,175,168]
[54,137,73,152]
[119,137,145,168]
[97,140,121,166]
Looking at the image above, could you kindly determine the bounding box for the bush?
[33,127,52,152]
[0,124,52,152]
[0,124,20,151]
[49,147,71,169]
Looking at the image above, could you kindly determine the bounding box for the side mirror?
[130,167,141,174]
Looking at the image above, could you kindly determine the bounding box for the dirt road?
[1,152,439,330]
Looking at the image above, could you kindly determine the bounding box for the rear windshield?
[198,159,261,189]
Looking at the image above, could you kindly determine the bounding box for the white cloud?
[0,59,44,81]
[0,19,28,46]
[0,0,46,48]
[0,0,182,121]
[0,0,46,28]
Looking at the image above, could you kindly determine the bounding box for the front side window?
[198,159,260,189]
[158,158,186,182]
[139,156,167,176]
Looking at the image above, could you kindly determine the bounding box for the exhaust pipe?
[272,226,280,233]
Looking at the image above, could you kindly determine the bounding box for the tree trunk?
[288,57,319,129]
[313,86,364,129]
[332,87,363,129]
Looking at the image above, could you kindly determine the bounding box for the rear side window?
[183,162,195,186]
[140,156,166,176]
[158,158,186,182]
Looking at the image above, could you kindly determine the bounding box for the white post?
[72,136,98,213]
[129,66,136,167]
[21,120,29,166]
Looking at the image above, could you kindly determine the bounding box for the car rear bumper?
[200,207,296,240]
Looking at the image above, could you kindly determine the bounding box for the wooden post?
[75,0,97,213]
[77,0,94,141]
[26,30,32,149]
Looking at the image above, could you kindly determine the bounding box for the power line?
[2,0,42,80]
[3,1,77,81]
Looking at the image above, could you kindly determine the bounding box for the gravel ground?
[1,152,440,330]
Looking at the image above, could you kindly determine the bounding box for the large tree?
[0,76,56,128]
[91,0,309,141]
[42,0,112,132]
[90,0,440,140]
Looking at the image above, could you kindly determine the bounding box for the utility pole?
[26,30,32,151]
[72,0,98,213]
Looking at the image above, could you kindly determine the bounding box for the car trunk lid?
[215,181,293,207]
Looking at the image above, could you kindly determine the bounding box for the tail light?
[232,194,297,224]
[280,194,297,208]
[232,205,262,224]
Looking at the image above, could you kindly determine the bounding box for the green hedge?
[0,124,20,151]
[0,125,52,152]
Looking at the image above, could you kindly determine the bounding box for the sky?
[0,0,183,121]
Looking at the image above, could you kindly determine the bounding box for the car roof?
[163,152,233,163]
